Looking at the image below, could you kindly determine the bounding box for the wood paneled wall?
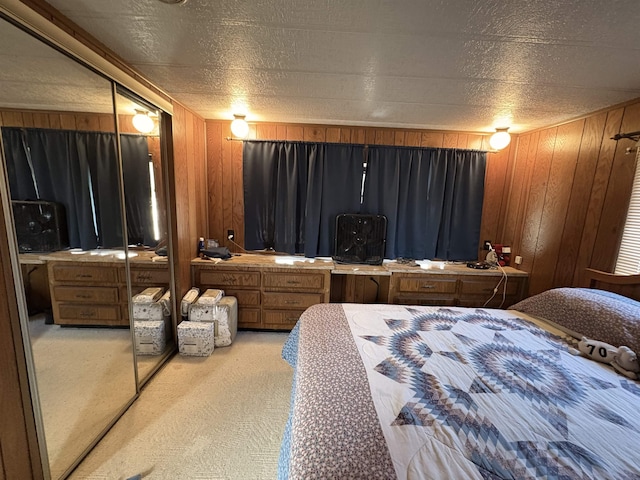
[205,121,513,259]
[0,184,43,479]
[170,102,207,300]
[499,100,640,296]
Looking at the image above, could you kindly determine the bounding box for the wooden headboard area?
[585,268,640,302]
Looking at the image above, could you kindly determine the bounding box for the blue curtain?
[243,141,363,256]
[120,134,154,246]
[0,127,153,250]
[304,144,364,257]
[243,141,310,253]
[362,146,486,261]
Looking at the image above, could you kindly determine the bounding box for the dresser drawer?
[57,303,123,326]
[53,286,119,303]
[199,270,260,288]
[396,276,457,294]
[392,295,456,306]
[129,267,170,285]
[238,308,261,327]
[459,278,519,296]
[262,309,305,330]
[262,292,323,309]
[224,289,261,307]
[263,272,325,290]
[51,264,118,283]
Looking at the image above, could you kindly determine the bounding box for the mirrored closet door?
[115,88,176,383]
[0,13,176,479]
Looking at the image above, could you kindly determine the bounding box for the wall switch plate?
[515,255,523,265]
[227,229,234,239]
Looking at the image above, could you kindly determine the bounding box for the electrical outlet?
[227,229,234,240]
[483,240,492,250]
[515,255,523,265]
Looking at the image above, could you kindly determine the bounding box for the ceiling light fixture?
[157,0,188,4]
[230,114,249,139]
[489,127,511,151]
[132,110,155,134]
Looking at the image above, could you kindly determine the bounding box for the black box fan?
[12,200,69,253]
[333,214,387,265]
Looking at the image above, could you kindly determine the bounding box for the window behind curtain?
[243,140,486,260]
[615,148,640,274]
[1,127,152,250]
[243,141,364,256]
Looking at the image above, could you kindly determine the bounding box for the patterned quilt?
[280,304,640,480]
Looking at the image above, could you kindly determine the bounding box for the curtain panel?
[1,127,152,250]
[243,141,364,256]
[243,141,486,261]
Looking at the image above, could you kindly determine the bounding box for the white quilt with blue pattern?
[343,304,640,479]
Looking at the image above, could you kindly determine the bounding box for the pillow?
[510,287,640,355]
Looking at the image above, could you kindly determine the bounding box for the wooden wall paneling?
[287,125,304,141]
[304,126,325,142]
[231,138,244,251]
[554,113,607,287]
[574,108,623,284]
[30,113,49,128]
[2,111,24,127]
[221,123,235,251]
[194,115,208,239]
[276,125,288,140]
[478,147,510,258]
[376,129,395,145]
[421,132,444,148]
[351,128,366,144]
[456,133,469,148]
[467,134,484,150]
[0,196,43,479]
[256,124,277,140]
[206,121,224,245]
[443,133,458,149]
[591,102,640,272]
[338,127,352,143]
[325,127,340,143]
[170,103,192,298]
[364,128,377,145]
[519,129,556,282]
[510,132,540,263]
[59,113,77,130]
[394,131,405,146]
[20,112,35,127]
[184,110,197,245]
[496,142,517,243]
[48,114,61,130]
[528,121,584,295]
[405,131,421,147]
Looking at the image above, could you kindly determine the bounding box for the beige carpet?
[28,316,138,479]
[69,331,293,480]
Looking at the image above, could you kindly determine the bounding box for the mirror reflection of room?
[115,88,175,383]
[0,17,138,480]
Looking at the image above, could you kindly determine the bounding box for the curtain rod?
[224,137,493,153]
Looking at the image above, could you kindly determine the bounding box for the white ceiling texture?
[31,0,640,133]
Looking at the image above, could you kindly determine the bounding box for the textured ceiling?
[15,1,640,132]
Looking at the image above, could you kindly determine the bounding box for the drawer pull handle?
[421,285,435,289]
[286,317,298,322]
[76,274,93,279]
[284,300,299,305]
[79,311,95,318]
[76,294,92,299]
[286,280,301,285]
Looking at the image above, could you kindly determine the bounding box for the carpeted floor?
[68,331,293,480]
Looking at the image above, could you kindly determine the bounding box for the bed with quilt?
[278,274,640,479]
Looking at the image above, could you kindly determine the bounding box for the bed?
[278,270,640,479]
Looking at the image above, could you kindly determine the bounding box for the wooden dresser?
[46,251,170,327]
[192,255,332,330]
[386,263,528,308]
